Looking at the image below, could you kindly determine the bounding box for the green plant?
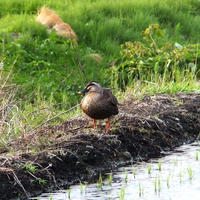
[79,180,83,193]
[97,173,103,189]
[187,167,193,180]
[119,186,125,200]
[67,188,71,199]
[79,180,87,194]
[173,158,178,165]
[158,160,161,171]
[154,177,157,193]
[138,183,143,197]
[37,178,46,185]
[147,164,151,175]
[0,0,200,156]
[166,174,170,188]
[154,176,161,193]
[83,182,88,193]
[131,166,136,178]
[0,0,200,110]
[107,173,112,186]
[123,170,128,183]
[178,171,182,183]
[24,162,37,173]
[109,24,200,91]
[158,177,161,192]
[195,150,199,161]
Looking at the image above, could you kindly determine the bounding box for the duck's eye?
[87,86,92,90]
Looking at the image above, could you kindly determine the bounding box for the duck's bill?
[78,88,88,94]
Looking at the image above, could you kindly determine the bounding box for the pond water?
[32,142,200,200]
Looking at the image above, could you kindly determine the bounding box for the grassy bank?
[1,0,200,102]
[0,0,200,152]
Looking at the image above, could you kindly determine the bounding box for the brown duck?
[79,81,119,129]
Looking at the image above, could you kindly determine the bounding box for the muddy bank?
[1,93,200,199]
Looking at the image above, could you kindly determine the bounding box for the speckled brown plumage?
[79,81,119,129]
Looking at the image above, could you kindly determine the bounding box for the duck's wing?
[103,88,119,106]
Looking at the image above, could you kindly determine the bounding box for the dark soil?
[1,92,200,199]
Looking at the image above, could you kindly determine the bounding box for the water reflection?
[33,142,200,200]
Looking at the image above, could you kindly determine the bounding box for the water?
[33,142,200,200]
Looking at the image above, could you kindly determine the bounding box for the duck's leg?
[105,117,110,130]
[92,119,96,128]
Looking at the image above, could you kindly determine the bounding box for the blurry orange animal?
[36,6,77,41]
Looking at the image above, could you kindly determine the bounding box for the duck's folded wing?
[103,88,119,106]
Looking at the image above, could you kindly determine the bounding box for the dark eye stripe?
[86,86,91,90]
[86,82,95,88]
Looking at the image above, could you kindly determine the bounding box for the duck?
[78,81,119,129]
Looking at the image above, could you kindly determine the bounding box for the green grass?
[0,0,200,153]
[0,0,200,107]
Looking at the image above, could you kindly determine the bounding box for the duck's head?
[78,81,102,94]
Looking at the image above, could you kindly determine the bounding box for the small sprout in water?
[131,166,136,178]
[166,174,170,188]
[173,158,178,165]
[107,173,112,186]
[158,177,161,192]
[97,173,103,189]
[195,151,199,161]
[123,170,128,183]
[147,164,151,175]
[178,171,182,183]
[158,160,161,171]
[119,186,125,200]
[67,188,71,199]
[138,183,143,197]
[84,182,88,193]
[187,167,193,180]
[154,176,161,194]
[154,177,157,193]
[79,180,83,194]
[79,180,87,194]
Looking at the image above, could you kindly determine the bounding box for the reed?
[119,186,125,200]
[107,173,112,186]
[131,166,136,178]
[97,173,103,189]
[147,164,151,175]
[187,167,193,180]
[158,160,162,171]
[67,188,71,199]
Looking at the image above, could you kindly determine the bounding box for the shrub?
[110,24,200,90]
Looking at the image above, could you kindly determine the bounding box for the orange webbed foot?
[105,118,110,130]
[92,119,96,129]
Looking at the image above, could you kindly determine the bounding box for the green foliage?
[107,173,112,186]
[1,32,83,105]
[24,162,37,173]
[187,167,193,180]
[37,178,47,185]
[110,24,200,90]
[0,0,200,154]
[96,173,103,189]
[119,186,125,200]
[67,188,71,199]
[0,0,200,108]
